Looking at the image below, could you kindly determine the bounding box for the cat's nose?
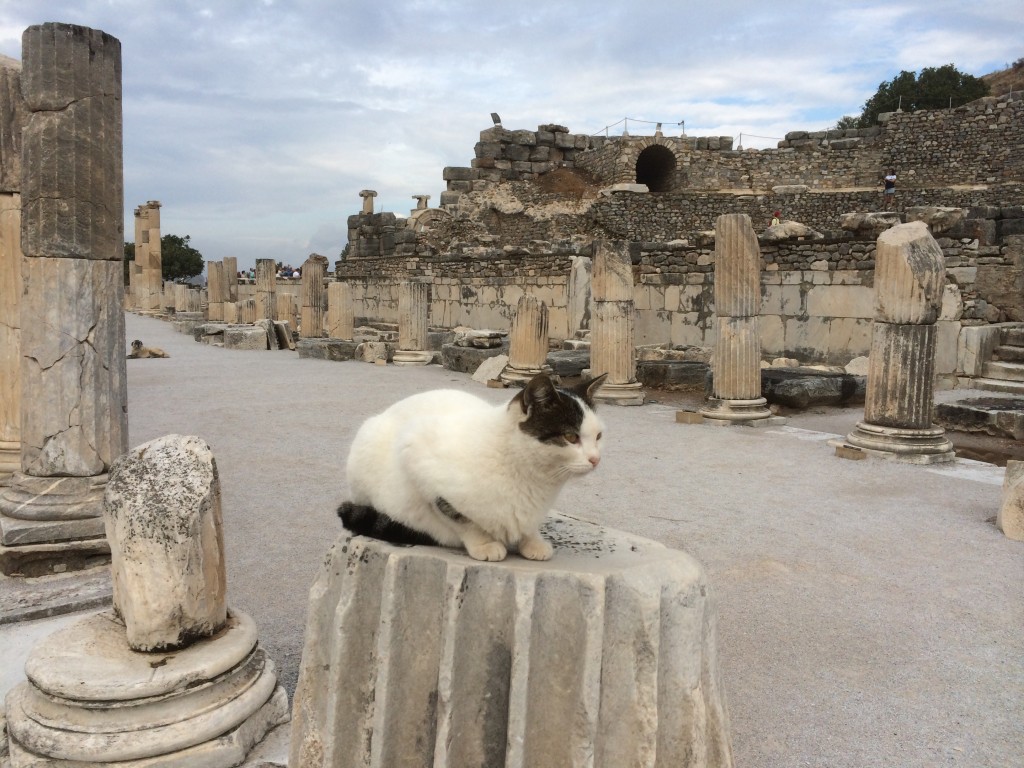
[588,455,600,467]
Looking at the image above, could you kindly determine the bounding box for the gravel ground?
[20,311,1019,768]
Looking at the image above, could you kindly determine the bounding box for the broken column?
[394,281,433,365]
[590,240,644,405]
[500,294,553,385]
[255,258,276,321]
[223,255,238,302]
[134,201,162,313]
[207,260,224,321]
[289,515,733,767]
[412,193,430,211]
[276,292,297,336]
[239,298,258,325]
[842,221,955,462]
[359,188,377,214]
[0,23,128,576]
[0,56,26,484]
[326,281,354,340]
[700,214,772,423]
[300,254,328,338]
[998,461,1024,541]
[5,434,289,764]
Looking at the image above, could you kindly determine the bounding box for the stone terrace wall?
[336,253,575,335]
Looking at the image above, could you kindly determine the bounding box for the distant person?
[771,210,782,226]
[881,170,897,209]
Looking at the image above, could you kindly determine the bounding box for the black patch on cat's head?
[512,373,605,445]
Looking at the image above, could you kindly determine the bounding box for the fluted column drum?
[327,281,354,340]
[300,255,328,338]
[591,240,643,405]
[711,316,763,401]
[501,295,551,384]
[255,258,276,321]
[394,281,432,365]
[713,214,760,319]
[207,260,224,321]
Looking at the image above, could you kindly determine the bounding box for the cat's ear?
[575,373,607,405]
[519,373,560,414]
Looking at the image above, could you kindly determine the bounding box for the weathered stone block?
[874,222,945,325]
[289,515,733,767]
[224,327,269,350]
[104,435,227,651]
[998,460,1024,541]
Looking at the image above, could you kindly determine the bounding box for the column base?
[699,397,773,423]
[498,364,554,386]
[593,380,646,406]
[5,609,290,766]
[392,349,433,366]
[834,421,956,464]
[0,472,109,577]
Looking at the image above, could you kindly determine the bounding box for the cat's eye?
[564,432,580,444]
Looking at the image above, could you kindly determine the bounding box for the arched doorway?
[635,145,677,193]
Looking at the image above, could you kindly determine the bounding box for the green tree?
[160,234,205,282]
[833,115,860,130]
[857,64,989,127]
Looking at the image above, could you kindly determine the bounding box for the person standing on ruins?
[881,169,897,209]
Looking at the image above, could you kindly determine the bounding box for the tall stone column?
[0,57,26,485]
[239,298,257,325]
[500,294,552,385]
[0,23,127,576]
[133,200,161,313]
[700,214,771,423]
[206,260,224,321]
[842,222,954,462]
[326,281,353,340]
[590,240,643,405]
[223,255,238,302]
[255,258,276,321]
[394,281,432,365]
[300,254,328,338]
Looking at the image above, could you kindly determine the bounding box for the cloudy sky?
[0,1,1020,270]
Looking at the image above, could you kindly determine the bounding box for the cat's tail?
[337,502,439,547]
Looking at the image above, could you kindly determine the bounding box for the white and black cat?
[338,373,606,561]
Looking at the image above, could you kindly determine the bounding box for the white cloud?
[0,0,1020,267]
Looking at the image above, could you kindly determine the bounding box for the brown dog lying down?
[126,339,169,358]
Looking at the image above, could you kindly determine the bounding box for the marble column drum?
[500,295,552,385]
[0,23,127,576]
[842,222,954,463]
[590,240,643,405]
[289,515,733,768]
[394,281,432,365]
[255,258,276,321]
[223,256,238,302]
[327,281,354,340]
[141,201,163,312]
[700,214,771,422]
[300,255,328,339]
[276,293,297,336]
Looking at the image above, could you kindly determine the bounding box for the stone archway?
[635,144,677,193]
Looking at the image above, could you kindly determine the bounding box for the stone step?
[993,345,1024,363]
[971,377,1024,395]
[1002,327,1024,347]
[983,361,1024,382]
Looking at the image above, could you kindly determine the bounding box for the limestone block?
[104,435,227,651]
[905,206,967,233]
[289,515,733,768]
[845,356,871,375]
[806,285,874,319]
[839,212,901,235]
[671,312,709,348]
[934,321,962,376]
[873,222,945,325]
[760,221,824,241]
[827,318,872,358]
[760,284,803,316]
[957,324,1003,377]
[939,282,964,322]
[224,327,270,350]
[471,354,509,383]
[355,341,391,363]
[757,314,785,357]
[998,461,1024,541]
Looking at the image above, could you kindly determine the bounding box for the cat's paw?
[519,534,553,561]
[467,541,507,561]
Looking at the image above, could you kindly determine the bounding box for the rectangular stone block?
[806,285,874,319]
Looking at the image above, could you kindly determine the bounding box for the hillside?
[983,59,1024,97]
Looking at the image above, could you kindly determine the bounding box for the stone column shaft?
[0,192,22,482]
[207,260,224,321]
[223,256,238,302]
[143,202,162,311]
[394,281,431,365]
[326,281,353,340]
[276,293,296,335]
[590,240,643,405]
[255,258,276,321]
[842,222,953,462]
[239,299,257,325]
[300,255,328,338]
[222,301,238,324]
[1,23,126,575]
[701,214,770,422]
[501,295,551,385]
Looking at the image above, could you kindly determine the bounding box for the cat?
[338,372,607,562]
[127,339,169,358]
